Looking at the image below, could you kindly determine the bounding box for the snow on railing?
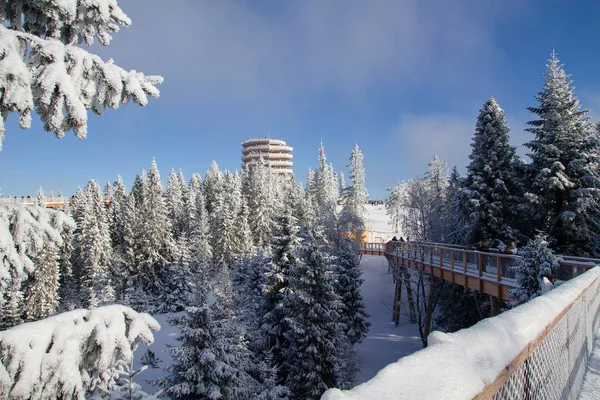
[0,196,113,207]
[322,267,600,400]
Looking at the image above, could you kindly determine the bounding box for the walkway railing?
[358,241,600,301]
[321,267,600,400]
[477,268,600,399]
[0,196,113,208]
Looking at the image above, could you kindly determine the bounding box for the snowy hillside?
[363,204,394,241]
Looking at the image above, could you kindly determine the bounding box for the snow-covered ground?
[354,255,422,384]
[364,205,394,241]
[133,312,184,394]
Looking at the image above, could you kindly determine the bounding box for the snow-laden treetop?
[0,0,163,150]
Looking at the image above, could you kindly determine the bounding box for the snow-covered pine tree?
[246,159,276,251]
[443,166,464,242]
[204,161,224,215]
[255,351,291,400]
[110,175,128,252]
[333,239,370,345]
[212,172,240,267]
[262,210,303,368]
[131,171,148,207]
[306,168,317,207]
[1,282,24,329]
[166,169,186,240]
[459,98,519,246]
[58,220,77,311]
[103,181,112,198]
[314,143,339,229]
[338,172,346,199]
[139,160,175,292]
[36,187,46,207]
[24,245,60,321]
[425,155,448,242]
[162,283,258,399]
[238,195,255,257]
[0,1,162,150]
[178,170,190,233]
[525,52,600,256]
[79,179,114,308]
[188,173,212,266]
[509,234,559,304]
[121,194,151,310]
[0,203,75,324]
[280,234,348,398]
[342,144,368,226]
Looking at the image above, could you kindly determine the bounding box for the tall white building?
[241,138,293,174]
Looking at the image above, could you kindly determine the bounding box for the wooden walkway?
[359,241,599,301]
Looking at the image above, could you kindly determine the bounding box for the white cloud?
[98,0,528,106]
[391,113,475,175]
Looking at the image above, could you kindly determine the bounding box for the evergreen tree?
[338,172,346,199]
[262,211,302,365]
[163,280,257,399]
[280,235,348,398]
[314,143,339,229]
[213,172,240,267]
[238,195,255,257]
[139,159,175,291]
[524,52,600,256]
[103,181,112,198]
[333,240,370,345]
[342,144,368,225]
[204,161,224,215]
[58,221,77,311]
[246,159,275,250]
[131,171,148,207]
[36,187,45,207]
[167,168,186,240]
[109,175,128,252]
[79,179,114,308]
[1,282,24,329]
[509,234,558,304]
[460,98,519,246]
[24,245,60,321]
[445,167,469,244]
[188,173,212,266]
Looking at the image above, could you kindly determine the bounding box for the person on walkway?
[506,241,518,255]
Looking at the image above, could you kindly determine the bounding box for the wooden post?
[393,275,402,326]
[423,278,437,345]
[496,256,502,283]
[490,295,500,317]
[403,267,417,323]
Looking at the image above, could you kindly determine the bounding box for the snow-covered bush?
[0,0,163,150]
[0,204,75,304]
[509,234,559,303]
[0,305,160,399]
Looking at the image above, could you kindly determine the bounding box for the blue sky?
[2,0,600,200]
